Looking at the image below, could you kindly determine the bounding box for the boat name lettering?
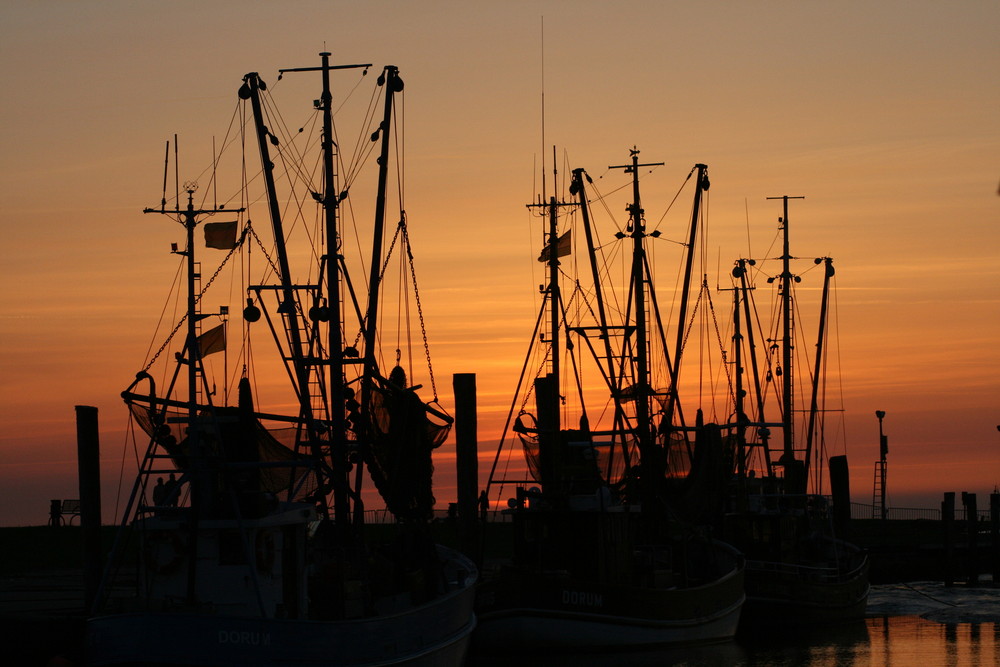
[218,630,271,646]
[561,590,603,607]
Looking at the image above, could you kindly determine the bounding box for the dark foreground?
[2,520,997,666]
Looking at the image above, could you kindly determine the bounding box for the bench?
[48,499,81,526]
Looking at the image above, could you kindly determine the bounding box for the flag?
[204,221,238,249]
[537,230,571,262]
[198,324,226,357]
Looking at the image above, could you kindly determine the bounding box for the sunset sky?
[1,2,997,526]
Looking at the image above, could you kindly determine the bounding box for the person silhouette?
[164,473,179,507]
[153,477,166,507]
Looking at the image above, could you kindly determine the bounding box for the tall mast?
[548,196,561,392]
[767,195,804,480]
[665,163,709,431]
[735,258,773,474]
[571,169,619,401]
[355,65,403,523]
[241,70,330,517]
[804,256,835,483]
[732,286,747,488]
[527,184,574,428]
[319,55,346,528]
[362,66,402,382]
[609,149,662,511]
[143,186,242,602]
[261,54,372,527]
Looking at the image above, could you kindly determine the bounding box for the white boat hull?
[475,597,743,652]
[474,550,744,652]
[87,547,477,666]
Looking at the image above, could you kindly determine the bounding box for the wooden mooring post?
[963,492,979,585]
[991,492,999,587]
[942,492,955,587]
[453,373,480,563]
[76,404,103,611]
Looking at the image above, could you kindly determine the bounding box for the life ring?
[143,531,186,575]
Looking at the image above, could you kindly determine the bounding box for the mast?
[571,169,624,410]
[609,149,663,511]
[362,66,402,382]
[356,65,403,523]
[142,186,242,603]
[547,195,561,396]
[735,258,773,474]
[804,256,834,482]
[319,54,347,528]
[250,51,371,537]
[570,167,635,479]
[665,164,709,430]
[767,195,805,488]
[524,148,584,498]
[241,70,331,517]
[527,152,576,426]
[732,285,747,496]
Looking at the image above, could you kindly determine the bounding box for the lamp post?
[876,410,887,520]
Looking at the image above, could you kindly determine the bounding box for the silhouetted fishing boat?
[475,151,744,653]
[86,53,476,666]
[719,197,869,629]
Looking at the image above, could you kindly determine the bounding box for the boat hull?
[739,555,870,629]
[474,556,744,652]
[87,547,477,667]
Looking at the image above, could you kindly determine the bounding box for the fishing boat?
[719,196,869,629]
[86,53,476,666]
[474,150,744,653]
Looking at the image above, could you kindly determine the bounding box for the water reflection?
[864,616,998,667]
[739,620,870,666]
[468,616,998,666]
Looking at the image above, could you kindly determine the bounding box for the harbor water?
[4,570,998,665]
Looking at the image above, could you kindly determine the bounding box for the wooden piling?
[964,492,979,585]
[942,492,955,587]
[829,455,851,540]
[991,493,999,587]
[453,373,479,559]
[75,404,102,611]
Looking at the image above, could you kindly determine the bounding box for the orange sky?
[1,2,998,526]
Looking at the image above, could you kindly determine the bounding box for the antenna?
[743,197,752,260]
[174,134,180,212]
[540,16,546,203]
[551,145,557,199]
[212,136,218,209]
[160,140,169,212]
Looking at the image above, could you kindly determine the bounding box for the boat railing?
[747,493,832,517]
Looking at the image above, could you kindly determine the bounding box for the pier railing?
[363,502,990,524]
[850,501,994,522]
[850,502,941,521]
